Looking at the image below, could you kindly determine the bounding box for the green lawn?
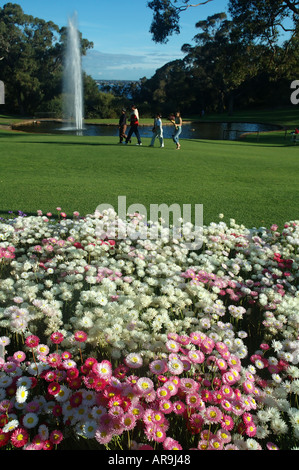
[0,121,298,229]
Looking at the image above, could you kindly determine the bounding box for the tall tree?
[147,0,214,42]
[182,13,260,114]
[0,3,93,114]
[147,0,299,44]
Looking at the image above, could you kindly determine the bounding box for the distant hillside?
[95,79,140,88]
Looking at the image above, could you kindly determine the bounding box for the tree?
[0,3,93,115]
[147,0,299,45]
[137,59,193,115]
[228,0,299,46]
[147,0,214,42]
[181,13,261,114]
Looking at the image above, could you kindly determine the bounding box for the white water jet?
[63,12,84,131]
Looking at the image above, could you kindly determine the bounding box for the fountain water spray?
[63,12,84,131]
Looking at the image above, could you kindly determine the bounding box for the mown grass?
[0,121,298,229]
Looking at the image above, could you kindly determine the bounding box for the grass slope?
[0,127,298,229]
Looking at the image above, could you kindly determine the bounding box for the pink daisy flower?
[93,360,112,379]
[10,427,29,448]
[266,442,279,450]
[121,412,136,431]
[245,423,257,437]
[136,377,154,395]
[179,378,198,393]
[163,437,182,450]
[74,330,88,343]
[172,400,186,415]
[13,351,26,362]
[168,358,184,375]
[228,355,241,371]
[215,341,229,354]
[212,390,223,404]
[143,409,154,426]
[243,380,255,394]
[47,382,61,396]
[156,386,171,400]
[149,359,168,375]
[189,331,202,345]
[177,335,190,346]
[208,437,224,450]
[165,339,180,352]
[205,406,222,423]
[124,353,143,369]
[95,428,113,445]
[31,434,45,450]
[197,439,209,450]
[129,402,145,419]
[50,332,64,345]
[242,412,254,425]
[49,430,64,445]
[151,410,166,425]
[216,357,228,370]
[25,335,40,349]
[164,380,178,396]
[216,428,231,444]
[62,359,77,369]
[108,405,124,418]
[188,349,205,364]
[221,384,234,399]
[222,370,238,385]
[159,399,173,414]
[189,413,204,430]
[47,353,62,367]
[167,332,179,341]
[186,392,202,408]
[221,399,233,412]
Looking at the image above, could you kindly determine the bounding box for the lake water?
[15,120,281,140]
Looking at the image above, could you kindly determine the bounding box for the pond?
[14,120,281,141]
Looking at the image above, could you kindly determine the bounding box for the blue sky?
[2,0,229,80]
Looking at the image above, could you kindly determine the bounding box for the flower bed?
[0,209,298,450]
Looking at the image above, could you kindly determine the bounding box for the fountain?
[63,12,84,132]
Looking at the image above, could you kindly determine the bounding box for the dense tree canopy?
[148,0,299,44]
[0,2,298,119]
[0,3,93,115]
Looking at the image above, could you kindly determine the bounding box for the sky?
[1,0,229,80]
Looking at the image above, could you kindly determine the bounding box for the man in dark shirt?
[119,108,127,143]
[125,105,142,146]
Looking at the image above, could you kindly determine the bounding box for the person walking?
[125,105,142,145]
[118,108,127,143]
[171,111,182,149]
[149,113,164,148]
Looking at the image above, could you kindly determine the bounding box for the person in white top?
[149,113,164,148]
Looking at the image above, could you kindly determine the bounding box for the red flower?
[25,335,40,348]
[53,404,63,417]
[84,357,98,369]
[0,430,10,448]
[50,332,64,344]
[10,427,29,448]
[47,382,61,396]
[43,439,54,450]
[68,377,82,390]
[50,430,64,445]
[0,414,8,428]
[69,391,83,408]
[74,330,88,343]
[66,367,79,380]
[73,242,85,250]
[47,353,62,367]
